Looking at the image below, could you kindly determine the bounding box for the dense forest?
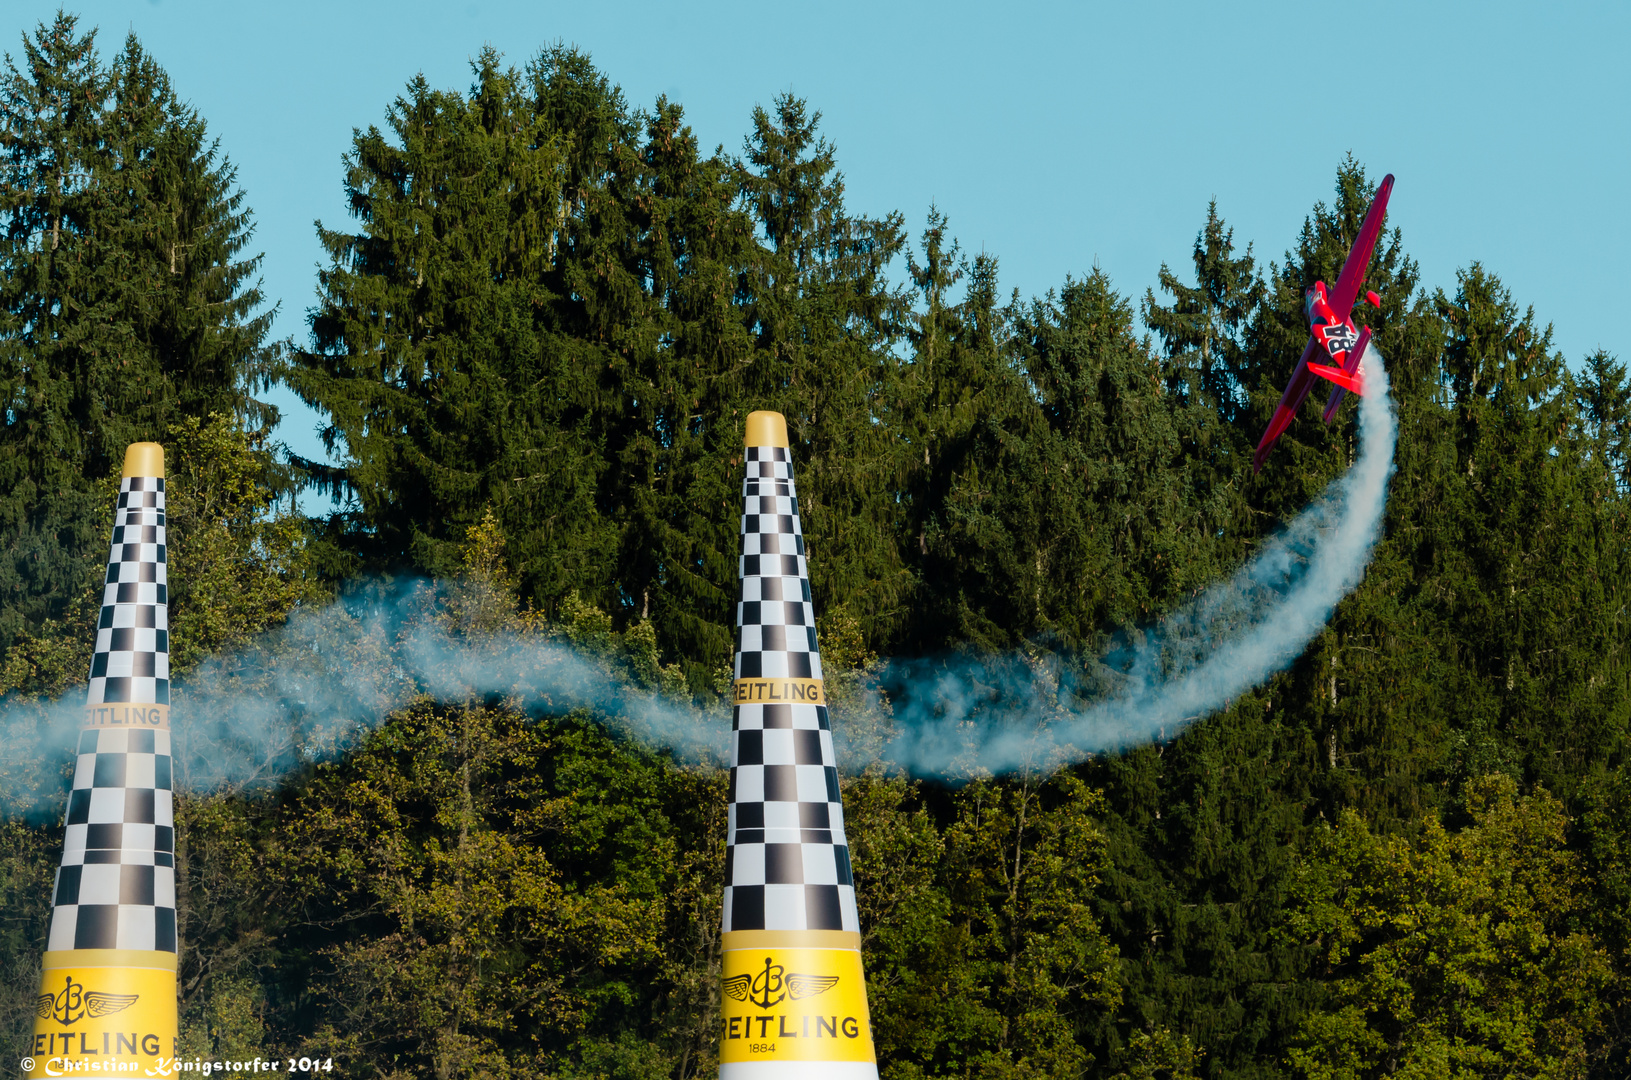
[3,12,1631,1079]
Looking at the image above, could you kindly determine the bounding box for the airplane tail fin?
[1310,362,1364,396]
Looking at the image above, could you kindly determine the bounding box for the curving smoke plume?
[877,344,1398,776]
[0,348,1394,809]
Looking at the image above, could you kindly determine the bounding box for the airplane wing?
[1252,336,1322,473]
[1327,174,1394,320]
[1321,326,1372,421]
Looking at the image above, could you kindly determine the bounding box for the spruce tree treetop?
[1144,201,1263,421]
[0,14,275,654]
[733,93,912,648]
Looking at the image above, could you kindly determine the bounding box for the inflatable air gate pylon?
[719,411,879,1079]
[29,443,178,1078]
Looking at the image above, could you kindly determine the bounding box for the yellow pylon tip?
[744,411,789,448]
[121,442,165,479]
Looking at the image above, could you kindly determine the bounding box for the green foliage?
[0,597,100,699]
[286,49,759,690]
[275,702,585,1076]
[247,693,1124,1078]
[852,772,1121,1079]
[1145,202,1263,421]
[0,413,316,695]
[165,413,319,677]
[1286,776,1611,1079]
[1110,1028,1204,1080]
[0,821,55,1066]
[0,14,276,654]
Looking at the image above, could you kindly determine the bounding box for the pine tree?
[289,49,758,685]
[596,91,762,684]
[732,94,912,650]
[0,15,274,653]
[1424,266,1626,793]
[1145,201,1263,421]
[894,211,1045,649]
[1024,271,1238,636]
[1573,349,1631,493]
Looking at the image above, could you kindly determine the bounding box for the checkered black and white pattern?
[46,470,176,953]
[88,477,169,706]
[734,450,821,683]
[46,727,177,952]
[723,445,859,934]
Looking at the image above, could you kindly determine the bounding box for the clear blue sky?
[9,1,1627,465]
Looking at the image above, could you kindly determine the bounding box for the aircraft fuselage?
[1304,281,1361,367]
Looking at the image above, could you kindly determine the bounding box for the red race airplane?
[1252,173,1393,472]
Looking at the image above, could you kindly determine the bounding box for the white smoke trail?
[0,347,1394,806]
[165,585,730,796]
[0,581,731,819]
[0,695,84,822]
[878,344,1397,776]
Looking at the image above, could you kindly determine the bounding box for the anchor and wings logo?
[723,957,838,1010]
[35,976,138,1026]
